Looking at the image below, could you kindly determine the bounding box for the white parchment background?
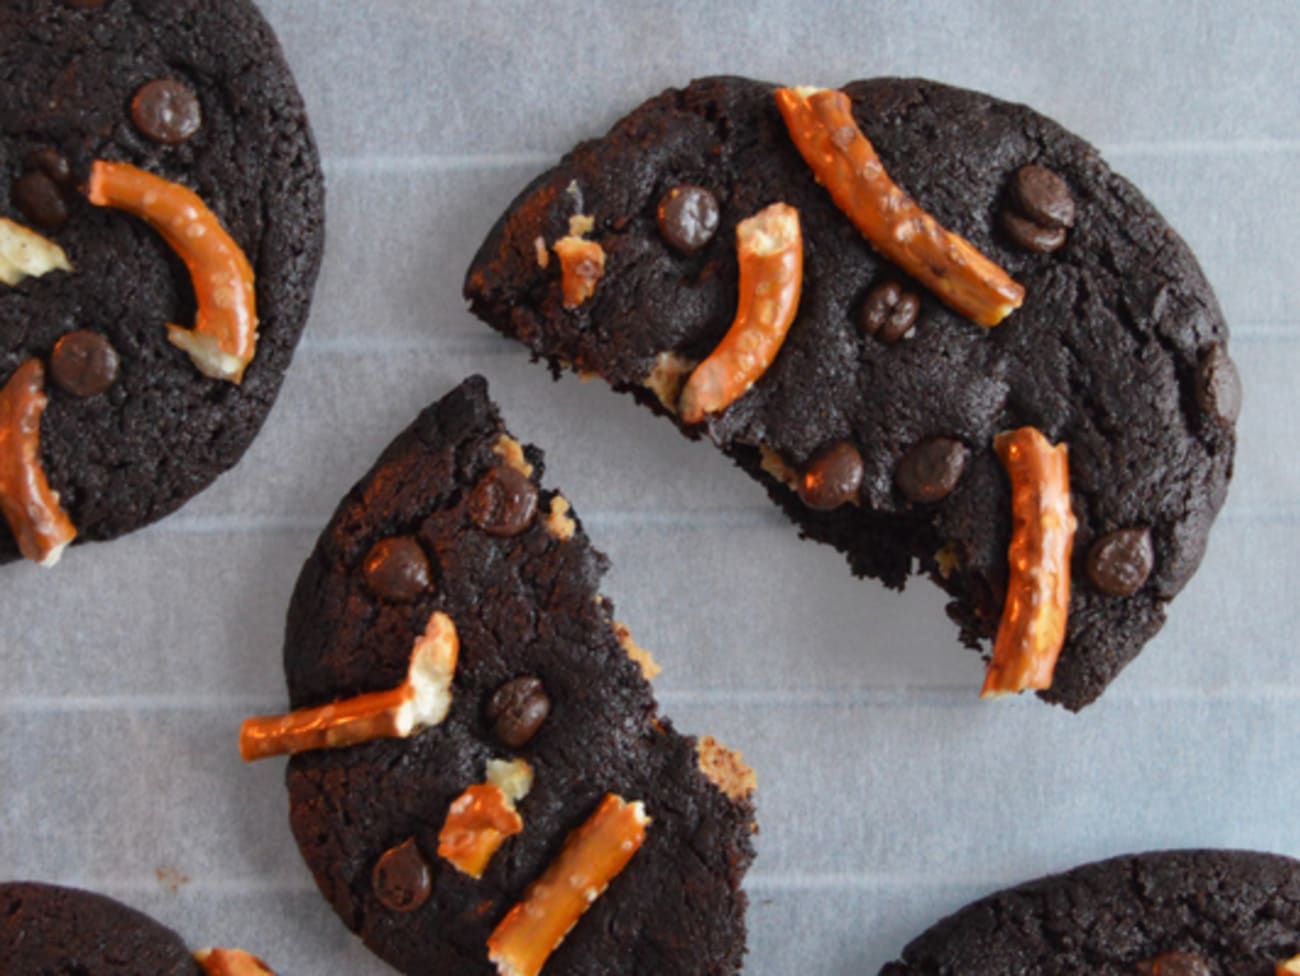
[3,2,1299,973]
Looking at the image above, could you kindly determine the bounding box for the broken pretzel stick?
[0,360,77,566]
[981,427,1076,698]
[774,86,1023,327]
[239,611,458,760]
[487,793,649,976]
[194,948,277,976]
[0,216,72,287]
[439,758,533,879]
[1277,954,1300,976]
[553,213,605,309]
[678,202,803,423]
[86,160,258,384]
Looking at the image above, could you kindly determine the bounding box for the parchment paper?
[3,2,1299,973]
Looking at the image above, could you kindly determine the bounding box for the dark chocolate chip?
[797,440,864,511]
[858,281,920,344]
[25,149,73,187]
[363,536,432,603]
[1086,527,1154,597]
[468,466,538,537]
[1000,210,1067,253]
[12,171,68,230]
[1135,951,1213,976]
[50,330,119,398]
[372,838,432,913]
[895,437,968,503]
[131,79,202,145]
[1010,164,1076,229]
[1196,345,1242,425]
[486,676,551,748]
[657,185,720,254]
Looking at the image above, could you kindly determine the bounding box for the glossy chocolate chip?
[25,149,73,187]
[131,79,202,145]
[895,437,968,503]
[1086,527,1154,597]
[486,676,551,748]
[1000,210,1067,253]
[657,185,720,254]
[363,536,432,603]
[1009,164,1075,229]
[50,330,119,398]
[859,281,920,344]
[1136,951,1213,976]
[12,171,68,230]
[797,440,864,511]
[468,466,538,537]
[1196,345,1242,425]
[372,838,432,913]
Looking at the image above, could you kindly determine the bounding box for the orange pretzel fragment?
[194,948,277,976]
[1277,954,1300,976]
[0,359,77,566]
[239,611,459,760]
[86,160,257,384]
[774,87,1024,327]
[487,794,650,976]
[553,236,606,309]
[439,758,533,879]
[981,427,1077,698]
[678,202,803,423]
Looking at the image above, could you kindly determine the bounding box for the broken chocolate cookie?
[244,377,756,975]
[464,75,1236,710]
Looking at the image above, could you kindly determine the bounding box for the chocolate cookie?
[880,850,1300,975]
[464,76,1236,710]
[242,377,756,974]
[0,0,324,565]
[0,881,276,975]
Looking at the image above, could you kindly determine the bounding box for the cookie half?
[0,881,276,975]
[881,850,1300,975]
[464,76,1237,709]
[0,0,324,563]
[247,377,756,974]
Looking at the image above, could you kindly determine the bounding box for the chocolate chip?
[1196,346,1242,425]
[797,440,864,511]
[371,838,432,913]
[486,676,551,748]
[858,281,920,343]
[25,149,73,187]
[1136,951,1213,976]
[1009,164,1076,230]
[468,466,538,537]
[895,437,968,503]
[12,171,68,230]
[131,79,202,145]
[1000,210,1067,253]
[657,185,720,254]
[63,0,107,8]
[363,536,432,603]
[1086,527,1154,597]
[50,330,119,398]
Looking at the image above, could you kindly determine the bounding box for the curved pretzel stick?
[0,360,76,566]
[774,86,1023,327]
[239,611,459,760]
[86,161,257,384]
[981,427,1076,697]
[679,202,803,423]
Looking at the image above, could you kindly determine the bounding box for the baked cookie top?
[245,377,756,975]
[464,75,1237,710]
[880,850,1300,975]
[0,0,324,564]
[0,881,276,975]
